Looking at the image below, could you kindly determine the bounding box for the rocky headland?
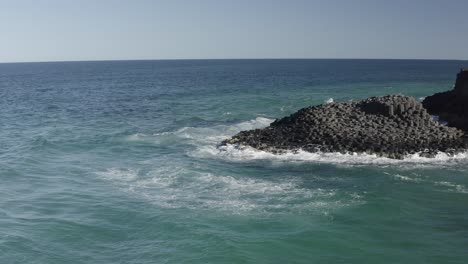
[220,71,468,159]
[423,69,468,131]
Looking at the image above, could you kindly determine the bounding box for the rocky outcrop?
[221,95,467,159]
[423,69,468,131]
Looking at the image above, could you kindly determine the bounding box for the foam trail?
[435,181,468,193]
[385,172,468,194]
[98,166,351,213]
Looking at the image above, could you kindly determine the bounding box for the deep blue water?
[1,59,468,263]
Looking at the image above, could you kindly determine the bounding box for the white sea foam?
[127,116,468,166]
[325,98,334,104]
[384,172,468,194]
[125,117,274,145]
[100,168,139,182]
[106,116,468,215]
[205,118,467,165]
[97,166,349,213]
[195,144,468,166]
[390,173,422,182]
[279,105,293,112]
[431,115,449,126]
[435,181,468,193]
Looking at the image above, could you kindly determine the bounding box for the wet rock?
[220,95,467,159]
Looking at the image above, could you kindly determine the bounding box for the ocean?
[1,59,467,263]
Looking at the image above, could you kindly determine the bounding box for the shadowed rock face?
[221,95,467,159]
[423,69,468,131]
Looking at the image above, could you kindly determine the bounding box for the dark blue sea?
[1,59,468,263]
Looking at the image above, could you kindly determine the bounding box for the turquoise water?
[1,59,468,263]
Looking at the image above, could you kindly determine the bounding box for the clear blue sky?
[1,0,467,62]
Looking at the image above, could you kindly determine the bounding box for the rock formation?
[221,95,467,159]
[423,69,468,131]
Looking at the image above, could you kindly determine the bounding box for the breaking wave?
[124,117,274,145]
[125,116,468,166]
[198,144,468,166]
[106,116,468,214]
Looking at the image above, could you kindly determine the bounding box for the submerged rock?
[423,69,468,131]
[221,95,467,159]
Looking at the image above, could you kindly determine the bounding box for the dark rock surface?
[221,95,467,159]
[423,69,468,131]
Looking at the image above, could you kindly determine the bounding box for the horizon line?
[1,57,467,64]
